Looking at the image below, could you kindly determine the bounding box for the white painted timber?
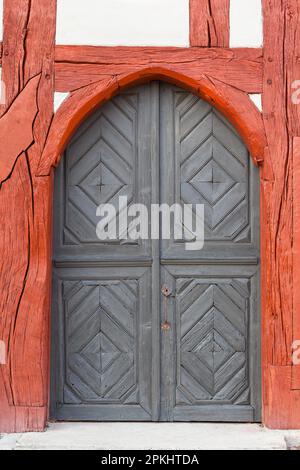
[1,423,300,450]
[54,92,69,113]
[230,0,263,47]
[56,0,189,47]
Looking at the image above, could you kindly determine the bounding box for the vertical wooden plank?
[0,0,56,432]
[285,2,300,137]
[150,82,161,421]
[189,0,230,47]
[287,2,300,391]
[292,137,300,390]
[262,0,300,427]
[0,0,30,112]
[262,0,292,366]
[0,0,35,432]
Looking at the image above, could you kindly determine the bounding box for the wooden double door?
[51,82,261,422]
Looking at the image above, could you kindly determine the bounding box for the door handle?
[161,285,173,331]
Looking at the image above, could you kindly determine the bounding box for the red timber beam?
[0,0,56,432]
[0,43,263,93]
[261,0,300,428]
[2,43,263,94]
[0,0,265,433]
[189,0,230,47]
[0,0,299,431]
[54,46,263,94]
[38,68,266,177]
[1,43,264,94]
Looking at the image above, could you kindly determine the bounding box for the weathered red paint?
[38,68,266,176]
[0,0,300,432]
[54,46,263,93]
[292,137,300,391]
[260,0,300,429]
[0,0,55,433]
[189,0,230,47]
[0,76,39,181]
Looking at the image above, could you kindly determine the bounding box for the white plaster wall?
[54,92,69,112]
[56,0,189,46]
[230,0,263,47]
[0,0,264,113]
[249,94,262,112]
[0,1,263,48]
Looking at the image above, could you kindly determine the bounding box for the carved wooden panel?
[51,267,153,421]
[65,94,137,245]
[179,104,249,242]
[52,82,260,423]
[177,279,249,403]
[64,280,138,403]
[54,84,154,262]
[160,266,261,422]
[160,84,259,260]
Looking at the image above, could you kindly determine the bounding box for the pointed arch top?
[37,67,267,176]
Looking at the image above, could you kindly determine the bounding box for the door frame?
[1,1,300,433]
[50,80,261,422]
[0,63,297,432]
[43,68,267,420]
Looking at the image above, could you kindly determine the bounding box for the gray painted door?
[51,82,260,422]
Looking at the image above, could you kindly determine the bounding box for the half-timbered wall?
[0,0,300,431]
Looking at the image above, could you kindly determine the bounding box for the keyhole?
[161,286,171,297]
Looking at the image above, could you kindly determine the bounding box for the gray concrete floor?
[1,422,300,450]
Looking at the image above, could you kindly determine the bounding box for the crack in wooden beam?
[0,42,264,94]
[0,0,56,433]
[261,0,300,430]
[0,75,40,183]
[190,0,230,47]
[54,46,263,94]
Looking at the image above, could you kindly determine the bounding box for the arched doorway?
[50,81,261,422]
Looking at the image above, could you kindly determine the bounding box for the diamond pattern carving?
[52,83,260,422]
[64,94,136,244]
[176,279,250,404]
[64,280,138,404]
[189,159,235,206]
[176,92,250,241]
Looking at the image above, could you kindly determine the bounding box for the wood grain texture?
[292,137,300,390]
[189,0,230,47]
[288,2,300,392]
[261,0,300,428]
[0,76,39,181]
[51,83,261,422]
[0,0,56,433]
[292,368,300,391]
[0,0,300,431]
[2,42,262,94]
[54,46,263,93]
[38,77,118,175]
[38,69,266,177]
[264,366,300,429]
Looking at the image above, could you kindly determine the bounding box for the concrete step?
[1,422,300,450]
